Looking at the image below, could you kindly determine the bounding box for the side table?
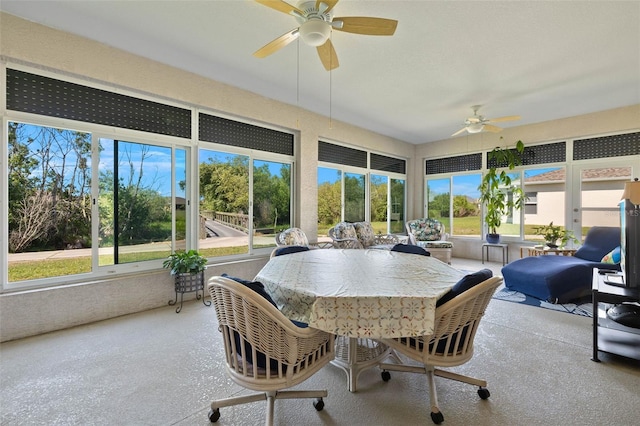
[592,269,640,361]
[482,243,508,266]
[526,246,576,257]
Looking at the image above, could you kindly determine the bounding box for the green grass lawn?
[7,245,266,282]
[10,218,585,282]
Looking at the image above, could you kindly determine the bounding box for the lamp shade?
[467,123,484,133]
[621,179,640,205]
[299,20,331,46]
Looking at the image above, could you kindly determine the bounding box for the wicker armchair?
[405,218,454,264]
[353,221,400,249]
[328,222,363,249]
[275,227,335,249]
[207,276,335,425]
[379,275,502,424]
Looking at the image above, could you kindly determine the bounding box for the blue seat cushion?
[501,256,618,303]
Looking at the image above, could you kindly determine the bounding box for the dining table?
[254,248,466,392]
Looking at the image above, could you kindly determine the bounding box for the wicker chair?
[207,276,335,425]
[353,221,400,249]
[275,227,335,249]
[405,218,454,264]
[379,275,503,424]
[328,222,363,249]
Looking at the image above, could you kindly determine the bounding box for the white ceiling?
[2,0,639,144]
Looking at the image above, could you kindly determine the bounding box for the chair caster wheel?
[208,408,220,423]
[478,387,490,399]
[381,370,391,381]
[431,411,444,424]
[313,398,324,411]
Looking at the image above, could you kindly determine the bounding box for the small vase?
[546,242,558,249]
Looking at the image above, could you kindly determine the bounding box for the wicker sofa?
[328,221,399,250]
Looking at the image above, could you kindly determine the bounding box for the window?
[345,172,366,222]
[6,122,188,285]
[371,175,406,234]
[426,178,450,232]
[452,174,481,237]
[318,142,407,235]
[98,139,185,265]
[523,167,566,243]
[7,122,93,281]
[198,149,292,256]
[423,136,638,242]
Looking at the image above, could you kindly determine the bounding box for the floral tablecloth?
[255,249,465,339]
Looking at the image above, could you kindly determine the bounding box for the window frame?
[1,65,297,292]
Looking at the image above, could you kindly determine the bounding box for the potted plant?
[477,140,527,243]
[532,222,578,248]
[163,249,209,312]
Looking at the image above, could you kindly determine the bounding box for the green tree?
[199,156,249,213]
[370,178,387,222]
[453,195,478,217]
[428,193,450,219]
[318,181,341,225]
[8,123,92,252]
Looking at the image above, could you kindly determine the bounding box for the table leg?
[330,337,391,393]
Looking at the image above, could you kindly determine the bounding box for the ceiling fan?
[451,105,521,137]
[253,0,398,71]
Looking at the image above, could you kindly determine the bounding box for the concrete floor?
[1,259,639,426]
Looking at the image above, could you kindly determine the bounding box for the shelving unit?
[592,269,640,362]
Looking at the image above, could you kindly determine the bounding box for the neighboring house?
[524,167,631,228]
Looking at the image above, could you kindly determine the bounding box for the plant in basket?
[162,249,207,275]
[163,250,209,313]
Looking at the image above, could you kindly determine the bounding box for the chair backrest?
[208,276,334,383]
[391,243,431,256]
[573,226,621,262]
[392,276,502,367]
[353,221,376,248]
[328,222,363,249]
[405,218,446,244]
[272,245,310,258]
[275,227,309,247]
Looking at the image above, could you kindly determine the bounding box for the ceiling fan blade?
[483,124,503,133]
[255,0,303,15]
[253,28,299,58]
[451,127,468,137]
[487,115,521,123]
[317,38,339,70]
[317,0,339,14]
[332,17,398,35]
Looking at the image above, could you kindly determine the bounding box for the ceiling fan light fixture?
[467,123,484,133]
[299,19,331,46]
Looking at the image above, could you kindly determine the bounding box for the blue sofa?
[501,227,621,303]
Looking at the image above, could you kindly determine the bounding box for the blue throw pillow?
[436,269,493,307]
[601,246,621,264]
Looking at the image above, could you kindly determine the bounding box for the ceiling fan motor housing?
[296,2,334,46]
